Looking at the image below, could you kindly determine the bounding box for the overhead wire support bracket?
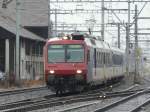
[2,0,12,8]
[137,17,150,19]
[50,0,150,3]
[49,9,135,15]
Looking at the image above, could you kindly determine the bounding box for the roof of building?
[0,10,45,41]
[0,0,48,26]
[0,0,48,41]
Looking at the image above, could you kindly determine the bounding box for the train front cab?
[44,40,88,94]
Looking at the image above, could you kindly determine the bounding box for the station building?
[0,0,49,81]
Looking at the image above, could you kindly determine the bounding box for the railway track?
[0,86,47,97]
[129,99,150,112]
[94,88,150,112]
[0,88,145,112]
[53,89,146,112]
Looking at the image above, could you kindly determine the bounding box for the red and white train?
[44,32,125,95]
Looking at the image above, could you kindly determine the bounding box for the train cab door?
[87,48,94,83]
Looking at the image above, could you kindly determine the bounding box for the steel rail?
[0,83,119,111]
[50,0,150,3]
[51,89,145,112]
[55,101,101,112]
[0,86,47,97]
[1,89,145,112]
[129,99,150,112]
[0,94,56,111]
[94,88,150,112]
[0,82,140,111]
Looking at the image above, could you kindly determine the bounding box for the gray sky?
[50,1,150,52]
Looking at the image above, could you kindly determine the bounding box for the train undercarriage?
[46,75,86,96]
[46,74,124,96]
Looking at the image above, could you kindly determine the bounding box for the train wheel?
[83,84,90,92]
[56,90,63,96]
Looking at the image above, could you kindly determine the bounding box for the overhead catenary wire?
[130,1,148,27]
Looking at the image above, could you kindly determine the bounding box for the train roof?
[111,47,125,54]
[47,33,124,53]
[84,38,110,50]
[47,37,62,42]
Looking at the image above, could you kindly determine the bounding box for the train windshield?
[66,45,84,62]
[48,44,84,63]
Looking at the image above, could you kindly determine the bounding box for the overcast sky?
[50,1,150,51]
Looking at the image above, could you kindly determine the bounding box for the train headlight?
[63,36,68,40]
[76,70,82,74]
[49,70,55,74]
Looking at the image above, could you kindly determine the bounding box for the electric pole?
[128,0,130,42]
[134,5,139,83]
[125,0,131,77]
[16,0,21,84]
[48,0,52,38]
[2,0,7,8]
[118,24,120,49]
[55,9,57,37]
[126,23,129,76]
[101,0,105,41]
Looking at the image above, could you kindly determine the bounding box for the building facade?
[0,0,49,81]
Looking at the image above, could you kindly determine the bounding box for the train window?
[105,53,107,64]
[109,54,111,65]
[97,52,99,64]
[96,52,98,64]
[103,53,105,64]
[102,52,104,64]
[48,45,65,63]
[87,50,90,62]
[106,53,109,65]
[68,45,83,48]
[98,52,101,64]
[101,53,103,65]
[110,54,112,65]
[48,44,84,63]
[108,53,110,65]
[106,53,108,65]
[66,45,84,62]
[105,53,107,65]
[98,53,100,64]
[112,54,123,65]
[100,52,102,64]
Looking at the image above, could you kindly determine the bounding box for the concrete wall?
[0,38,44,81]
[20,39,44,80]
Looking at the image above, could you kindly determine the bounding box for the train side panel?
[86,40,125,85]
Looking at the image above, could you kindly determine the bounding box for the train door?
[103,52,107,83]
[87,48,93,83]
[87,48,94,83]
